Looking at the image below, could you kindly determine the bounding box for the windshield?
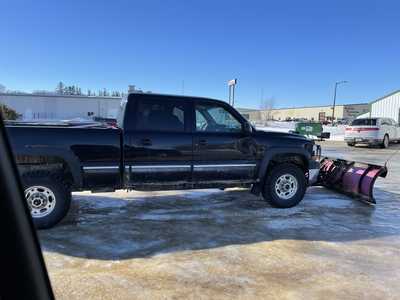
[351,119,377,126]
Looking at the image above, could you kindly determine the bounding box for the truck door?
[123,95,192,186]
[192,101,258,183]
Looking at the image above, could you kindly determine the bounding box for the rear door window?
[134,97,188,132]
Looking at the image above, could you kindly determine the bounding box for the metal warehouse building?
[248,103,369,123]
[370,90,400,123]
[0,93,121,120]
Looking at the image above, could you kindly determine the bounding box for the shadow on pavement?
[38,187,400,260]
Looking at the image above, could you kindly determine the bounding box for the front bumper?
[308,159,320,185]
[307,143,321,185]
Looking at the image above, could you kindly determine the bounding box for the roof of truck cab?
[127,92,228,105]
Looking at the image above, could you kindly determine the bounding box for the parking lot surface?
[39,142,400,299]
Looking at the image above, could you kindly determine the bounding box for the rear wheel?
[381,134,389,149]
[22,172,71,229]
[347,142,355,147]
[262,163,307,208]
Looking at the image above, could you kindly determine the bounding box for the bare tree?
[259,96,275,123]
[0,84,6,93]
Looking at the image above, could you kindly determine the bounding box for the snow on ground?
[38,142,400,299]
[256,121,345,141]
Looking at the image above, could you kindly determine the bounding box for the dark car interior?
[0,115,54,300]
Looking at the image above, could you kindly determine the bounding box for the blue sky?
[1,0,399,108]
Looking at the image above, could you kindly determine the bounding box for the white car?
[344,118,400,148]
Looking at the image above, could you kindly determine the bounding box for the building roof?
[262,102,368,111]
[236,107,259,113]
[369,89,400,105]
[0,92,121,100]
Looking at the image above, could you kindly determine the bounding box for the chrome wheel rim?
[25,186,56,218]
[275,174,298,200]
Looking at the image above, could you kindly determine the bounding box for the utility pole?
[332,80,348,122]
[261,88,264,104]
[228,84,232,105]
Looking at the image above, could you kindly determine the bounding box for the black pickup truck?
[6,93,320,228]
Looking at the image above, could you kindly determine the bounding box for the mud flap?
[317,157,388,204]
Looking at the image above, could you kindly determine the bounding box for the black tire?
[347,142,355,147]
[22,171,71,229]
[262,163,307,208]
[381,134,389,149]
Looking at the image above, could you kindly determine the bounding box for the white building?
[370,90,400,123]
[0,93,122,121]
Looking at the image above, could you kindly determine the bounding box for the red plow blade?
[317,157,388,204]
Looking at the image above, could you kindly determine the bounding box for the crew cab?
[6,93,320,229]
[345,118,400,148]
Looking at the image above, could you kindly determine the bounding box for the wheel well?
[16,155,74,187]
[268,154,308,173]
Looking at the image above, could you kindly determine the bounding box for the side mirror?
[243,122,253,134]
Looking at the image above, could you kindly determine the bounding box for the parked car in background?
[345,118,400,148]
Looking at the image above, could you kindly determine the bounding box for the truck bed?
[5,124,123,190]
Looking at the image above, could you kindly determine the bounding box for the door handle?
[198,139,207,146]
[141,138,152,146]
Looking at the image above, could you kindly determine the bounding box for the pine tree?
[0,104,21,120]
[56,82,64,94]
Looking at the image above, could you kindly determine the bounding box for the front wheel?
[23,172,71,229]
[347,142,355,147]
[262,163,306,208]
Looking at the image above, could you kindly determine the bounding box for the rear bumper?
[344,137,381,145]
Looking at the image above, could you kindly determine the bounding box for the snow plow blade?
[318,157,388,204]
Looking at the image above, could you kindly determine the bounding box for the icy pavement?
[39,142,400,299]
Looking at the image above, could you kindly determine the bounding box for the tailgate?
[345,126,380,139]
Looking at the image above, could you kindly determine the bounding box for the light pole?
[332,80,348,123]
[228,79,237,106]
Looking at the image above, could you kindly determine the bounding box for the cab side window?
[135,99,186,132]
[195,104,242,133]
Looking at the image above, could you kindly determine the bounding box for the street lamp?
[228,79,237,107]
[332,80,348,122]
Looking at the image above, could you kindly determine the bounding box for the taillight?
[361,127,379,131]
[346,127,379,131]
